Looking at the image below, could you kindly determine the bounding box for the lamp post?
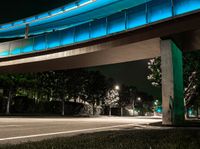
[132,99,135,116]
[133,97,142,116]
[114,85,123,116]
[108,85,120,116]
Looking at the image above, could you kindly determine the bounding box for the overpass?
[0,0,200,125]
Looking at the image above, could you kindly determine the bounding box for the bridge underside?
[169,29,200,52]
[0,12,200,72]
[0,38,160,72]
[0,12,200,126]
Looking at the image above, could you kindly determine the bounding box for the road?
[0,116,161,144]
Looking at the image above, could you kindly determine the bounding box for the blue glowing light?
[26,17,36,23]
[38,13,49,19]
[50,8,63,15]
[174,0,200,15]
[63,3,77,11]
[108,12,126,34]
[188,109,193,115]
[0,0,200,57]
[10,48,21,55]
[0,51,9,56]
[75,24,90,42]
[60,28,75,46]
[22,46,33,53]
[90,18,107,38]
[33,36,46,51]
[156,107,162,113]
[79,0,91,6]
[1,23,12,29]
[14,20,24,26]
[148,0,172,23]
[47,32,60,49]
[127,4,147,29]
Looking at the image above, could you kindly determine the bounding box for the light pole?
[132,99,135,116]
[115,85,123,116]
[133,97,142,116]
[108,85,120,117]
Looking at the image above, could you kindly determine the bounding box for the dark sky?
[89,60,161,99]
[0,0,161,99]
[0,0,74,24]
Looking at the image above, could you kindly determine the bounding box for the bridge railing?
[0,0,91,31]
[0,0,200,57]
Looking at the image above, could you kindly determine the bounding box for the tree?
[66,69,88,103]
[37,71,70,116]
[147,58,161,87]
[136,92,154,116]
[52,70,71,116]
[34,69,109,116]
[183,52,200,118]
[16,73,38,101]
[0,69,116,116]
[37,71,56,102]
[84,71,108,115]
[119,85,137,116]
[0,73,33,115]
[105,89,119,116]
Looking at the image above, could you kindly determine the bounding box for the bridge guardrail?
[0,0,200,57]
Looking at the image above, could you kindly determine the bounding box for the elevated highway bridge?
[0,0,200,125]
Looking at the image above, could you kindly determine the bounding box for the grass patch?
[0,128,200,149]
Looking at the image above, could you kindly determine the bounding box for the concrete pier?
[161,40,185,125]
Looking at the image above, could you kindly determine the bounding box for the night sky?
[89,60,161,99]
[0,0,73,24]
[0,0,161,99]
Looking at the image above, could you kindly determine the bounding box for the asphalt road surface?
[0,116,161,144]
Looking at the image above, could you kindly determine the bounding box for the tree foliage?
[0,69,110,115]
[119,85,137,108]
[147,58,161,87]
[147,51,200,106]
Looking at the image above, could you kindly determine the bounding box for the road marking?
[0,125,22,128]
[0,124,136,141]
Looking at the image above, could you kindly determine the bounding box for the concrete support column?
[161,40,185,125]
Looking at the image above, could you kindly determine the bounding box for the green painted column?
[161,40,185,125]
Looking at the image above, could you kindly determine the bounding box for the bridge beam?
[161,40,185,125]
[0,38,160,73]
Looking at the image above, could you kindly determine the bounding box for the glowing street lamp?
[137,97,141,101]
[115,85,120,91]
[132,97,141,116]
[154,100,159,105]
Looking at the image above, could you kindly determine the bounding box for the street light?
[137,97,141,101]
[154,100,159,105]
[154,101,158,106]
[115,85,120,91]
[114,85,121,116]
[132,97,142,116]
